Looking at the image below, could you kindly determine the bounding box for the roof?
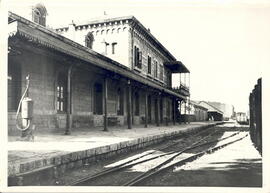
[55,15,178,62]
[198,101,223,114]
[190,100,208,111]
[8,11,187,100]
[164,61,190,73]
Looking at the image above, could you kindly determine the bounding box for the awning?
[164,61,190,73]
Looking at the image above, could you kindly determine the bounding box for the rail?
[71,127,244,186]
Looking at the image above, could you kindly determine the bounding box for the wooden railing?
[171,85,190,96]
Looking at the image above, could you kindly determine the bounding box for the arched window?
[85,32,94,49]
[32,3,47,27]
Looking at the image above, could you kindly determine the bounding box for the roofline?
[131,16,176,61]
[55,15,177,61]
[190,101,208,110]
[199,101,224,114]
[164,60,190,73]
[8,11,187,100]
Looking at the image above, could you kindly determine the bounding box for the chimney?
[67,20,76,40]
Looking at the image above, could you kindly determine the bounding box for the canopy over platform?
[164,61,190,73]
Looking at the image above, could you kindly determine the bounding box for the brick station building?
[8,4,190,135]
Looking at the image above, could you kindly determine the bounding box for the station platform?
[8,121,223,185]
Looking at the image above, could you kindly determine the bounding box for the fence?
[249,78,262,155]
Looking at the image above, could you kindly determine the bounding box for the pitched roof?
[198,101,223,114]
[190,100,208,111]
[8,11,187,100]
[55,15,177,62]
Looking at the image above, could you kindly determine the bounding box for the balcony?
[171,84,190,97]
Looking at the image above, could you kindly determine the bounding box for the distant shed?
[191,101,208,121]
[198,101,223,121]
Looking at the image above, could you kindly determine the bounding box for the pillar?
[103,77,108,131]
[144,90,148,128]
[65,65,73,135]
[173,98,176,125]
[127,80,132,129]
[184,100,187,124]
[164,97,168,126]
[156,94,160,126]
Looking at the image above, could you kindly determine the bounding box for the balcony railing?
[171,85,190,96]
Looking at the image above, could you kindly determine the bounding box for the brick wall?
[133,29,170,86]
[8,50,59,134]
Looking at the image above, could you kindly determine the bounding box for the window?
[134,92,140,116]
[117,88,124,115]
[8,62,21,111]
[102,39,110,55]
[31,4,47,27]
[85,32,94,49]
[57,72,67,113]
[112,42,117,54]
[134,46,142,69]
[160,64,164,81]
[154,60,158,78]
[93,83,103,115]
[33,9,40,24]
[147,56,152,74]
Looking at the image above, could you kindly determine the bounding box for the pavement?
[8,121,222,185]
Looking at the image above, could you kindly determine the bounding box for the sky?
[5,0,270,112]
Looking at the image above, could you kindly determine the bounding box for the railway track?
[70,128,246,186]
[68,127,215,186]
[124,132,248,186]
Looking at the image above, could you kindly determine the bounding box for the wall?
[132,28,170,86]
[56,19,174,88]
[8,42,177,135]
[8,49,58,135]
[57,21,130,68]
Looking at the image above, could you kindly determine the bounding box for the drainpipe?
[68,20,76,41]
[65,65,73,135]
[103,76,108,131]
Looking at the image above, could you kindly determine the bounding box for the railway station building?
[8,4,190,135]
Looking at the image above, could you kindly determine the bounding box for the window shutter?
[139,51,142,68]
[134,46,137,67]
